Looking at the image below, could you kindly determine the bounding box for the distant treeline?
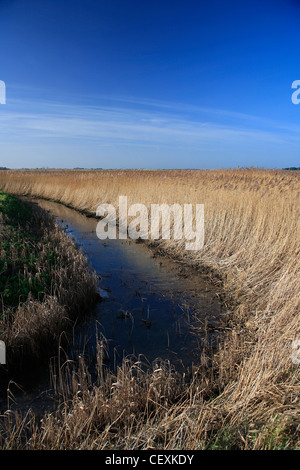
[0,167,9,170]
[283,167,300,170]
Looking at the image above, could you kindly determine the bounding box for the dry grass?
[0,168,299,449]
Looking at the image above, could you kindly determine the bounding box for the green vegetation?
[0,191,59,313]
[0,190,98,371]
[0,190,32,224]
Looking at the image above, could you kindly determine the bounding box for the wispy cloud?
[0,91,300,169]
[1,95,298,147]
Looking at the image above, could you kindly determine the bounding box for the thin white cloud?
[0,97,298,149]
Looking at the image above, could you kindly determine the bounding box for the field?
[0,168,299,449]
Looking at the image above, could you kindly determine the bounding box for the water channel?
[1,198,224,414]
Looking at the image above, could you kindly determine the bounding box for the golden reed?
[0,168,299,449]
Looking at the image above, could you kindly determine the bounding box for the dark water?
[0,198,223,414]
[35,199,223,371]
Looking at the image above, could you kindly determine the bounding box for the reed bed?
[0,168,299,449]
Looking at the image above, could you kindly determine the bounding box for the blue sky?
[1,0,300,169]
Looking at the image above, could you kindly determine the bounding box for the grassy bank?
[0,169,299,449]
[0,190,98,375]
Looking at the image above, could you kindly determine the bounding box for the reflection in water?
[34,199,223,372]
